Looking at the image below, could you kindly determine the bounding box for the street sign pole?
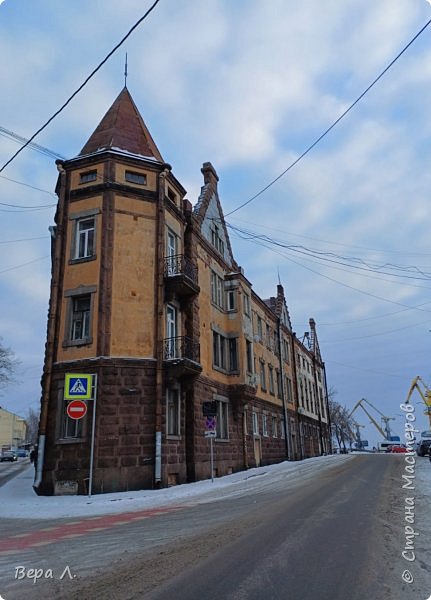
[88,375,97,498]
[210,435,214,483]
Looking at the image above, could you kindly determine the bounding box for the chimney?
[201,162,219,186]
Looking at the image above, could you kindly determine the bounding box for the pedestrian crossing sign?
[64,373,92,400]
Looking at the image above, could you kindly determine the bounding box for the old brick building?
[35,88,330,495]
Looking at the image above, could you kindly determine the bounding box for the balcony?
[164,254,199,299]
[161,336,202,379]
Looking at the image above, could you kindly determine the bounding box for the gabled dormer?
[264,284,292,331]
[193,162,236,269]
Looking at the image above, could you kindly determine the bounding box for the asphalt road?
[1,455,428,600]
[0,457,31,487]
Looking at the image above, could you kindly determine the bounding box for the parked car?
[417,439,431,457]
[0,450,18,462]
[16,449,28,458]
[391,445,408,453]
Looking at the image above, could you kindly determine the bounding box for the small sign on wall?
[203,401,217,416]
[54,480,78,496]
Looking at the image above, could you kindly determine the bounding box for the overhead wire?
[0,255,50,276]
[228,216,431,257]
[228,226,431,313]
[0,126,66,161]
[227,221,431,282]
[0,0,161,173]
[0,236,49,244]
[224,17,431,218]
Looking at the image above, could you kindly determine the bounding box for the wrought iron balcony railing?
[161,336,200,364]
[164,254,198,285]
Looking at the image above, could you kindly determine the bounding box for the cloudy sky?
[1,0,431,447]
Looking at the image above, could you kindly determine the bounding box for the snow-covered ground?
[1,453,429,524]
[0,454,355,520]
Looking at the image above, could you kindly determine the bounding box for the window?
[252,411,259,436]
[268,365,275,395]
[283,339,289,363]
[166,229,178,275]
[60,376,95,440]
[213,332,226,370]
[228,338,238,372]
[216,398,229,439]
[125,170,147,185]
[166,304,178,358]
[246,340,253,373]
[257,316,263,341]
[211,226,224,255]
[79,170,97,184]
[167,389,180,436]
[309,382,314,412]
[276,369,282,399]
[74,217,95,260]
[210,271,224,309]
[262,413,268,437]
[305,381,310,411]
[299,380,304,407]
[266,324,271,347]
[167,187,178,204]
[259,360,266,391]
[71,295,91,342]
[285,376,293,405]
[226,289,236,312]
[272,416,278,438]
[243,293,250,317]
[213,331,238,373]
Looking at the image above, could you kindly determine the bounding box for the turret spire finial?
[124,53,128,88]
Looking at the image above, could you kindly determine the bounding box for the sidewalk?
[0,454,355,520]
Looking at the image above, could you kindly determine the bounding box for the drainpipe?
[243,404,249,470]
[277,318,290,459]
[312,355,324,455]
[34,160,67,492]
[322,362,333,454]
[291,333,303,460]
[154,167,169,487]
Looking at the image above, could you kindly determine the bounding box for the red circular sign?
[67,399,88,420]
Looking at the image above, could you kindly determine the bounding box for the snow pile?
[0,454,354,520]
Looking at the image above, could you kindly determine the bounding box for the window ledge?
[69,255,97,265]
[63,337,93,348]
[56,437,85,444]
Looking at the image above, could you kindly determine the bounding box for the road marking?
[31,541,54,547]
[0,506,182,552]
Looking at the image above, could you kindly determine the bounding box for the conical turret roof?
[79,87,164,162]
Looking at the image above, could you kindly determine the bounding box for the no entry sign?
[67,399,87,420]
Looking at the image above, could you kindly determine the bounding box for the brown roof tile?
[79,87,164,161]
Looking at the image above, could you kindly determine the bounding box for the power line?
[0,0,161,174]
[224,17,431,218]
[0,126,65,160]
[0,174,57,198]
[227,222,431,282]
[0,236,48,244]
[228,216,431,257]
[229,228,431,313]
[0,255,49,275]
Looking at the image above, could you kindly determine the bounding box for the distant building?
[0,407,27,449]
[36,88,331,495]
